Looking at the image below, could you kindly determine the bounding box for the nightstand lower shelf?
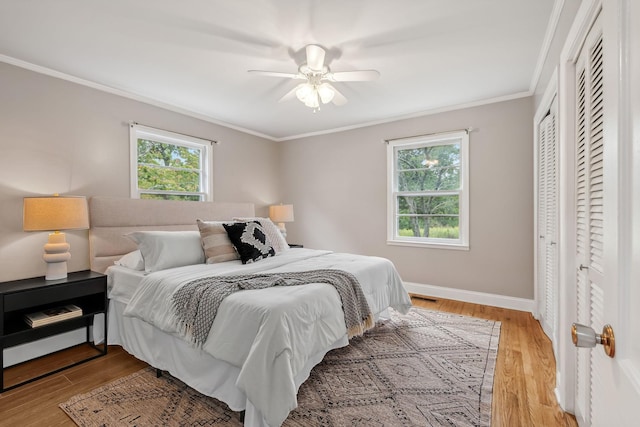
[0,270,108,392]
[3,341,106,392]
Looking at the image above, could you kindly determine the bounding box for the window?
[130,124,212,201]
[387,130,469,249]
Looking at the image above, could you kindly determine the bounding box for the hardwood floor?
[0,297,577,426]
[0,344,147,426]
[410,296,577,427]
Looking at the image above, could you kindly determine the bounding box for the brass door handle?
[571,323,615,358]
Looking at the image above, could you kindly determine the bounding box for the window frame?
[129,124,213,201]
[386,130,469,250]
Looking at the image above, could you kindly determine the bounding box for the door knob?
[571,323,615,358]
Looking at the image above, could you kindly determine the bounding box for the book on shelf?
[24,304,83,328]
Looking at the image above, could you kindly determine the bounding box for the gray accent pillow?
[196,219,241,264]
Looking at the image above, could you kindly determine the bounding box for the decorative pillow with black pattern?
[223,221,276,264]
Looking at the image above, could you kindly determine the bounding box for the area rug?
[60,307,500,426]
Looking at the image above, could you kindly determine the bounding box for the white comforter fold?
[123,248,411,426]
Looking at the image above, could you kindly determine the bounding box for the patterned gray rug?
[60,307,500,426]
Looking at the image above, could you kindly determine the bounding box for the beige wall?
[0,61,535,300]
[280,97,535,299]
[0,62,280,282]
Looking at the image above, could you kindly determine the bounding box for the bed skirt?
[94,300,349,426]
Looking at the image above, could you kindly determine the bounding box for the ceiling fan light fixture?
[250,44,377,110]
[317,83,335,104]
[303,91,320,109]
[295,83,314,102]
[295,82,323,109]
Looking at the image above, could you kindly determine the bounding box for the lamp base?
[43,232,71,280]
[45,262,68,280]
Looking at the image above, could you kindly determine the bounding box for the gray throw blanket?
[172,269,374,347]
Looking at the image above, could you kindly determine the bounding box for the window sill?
[386,240,469,251]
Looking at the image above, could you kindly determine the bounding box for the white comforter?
[123,248,411,426]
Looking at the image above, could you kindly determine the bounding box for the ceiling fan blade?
[330,70,380,82]
[248,70,302,79]
[330,85,348,106]
[278,84,304,103]
[306,44,326,71]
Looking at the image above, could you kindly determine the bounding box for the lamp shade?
[269,204,294,223]
[23,195,89,231]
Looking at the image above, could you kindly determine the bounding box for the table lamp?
[23,194,89,280]
[269,204,294,239]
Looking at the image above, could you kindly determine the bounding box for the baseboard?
[555,384,565,410]
[404,282,535,313]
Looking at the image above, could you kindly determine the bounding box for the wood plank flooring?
[0,297,577,426]
[410,295,577,427]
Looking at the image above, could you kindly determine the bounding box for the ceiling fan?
[249,44,380,111]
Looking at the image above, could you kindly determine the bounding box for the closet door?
[573,13,607,425]
[537,109,547,322]
[571,6,640,424]
[573,31,593,424]
[537,99,558,341]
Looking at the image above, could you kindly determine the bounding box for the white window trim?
[386,130,469,250]
[129,124,213,201]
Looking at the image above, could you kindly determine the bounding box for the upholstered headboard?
[89,196,255,273]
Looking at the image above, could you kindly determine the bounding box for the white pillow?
[126,231,205,273]
[233,217,289,254]
[114,250,145,271]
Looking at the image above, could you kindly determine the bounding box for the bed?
[88,196,412,427]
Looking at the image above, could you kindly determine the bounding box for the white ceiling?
[0,0,556,141]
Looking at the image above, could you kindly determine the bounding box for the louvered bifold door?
[545,101,558,340]
[537,101,558,340]
[574,15,604,426]
[537,111,548,324]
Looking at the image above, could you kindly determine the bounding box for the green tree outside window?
[387,130,469,248]
[130,125,211,201]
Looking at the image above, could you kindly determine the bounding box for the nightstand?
[288,244,304,248]
[0,270,107,392]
